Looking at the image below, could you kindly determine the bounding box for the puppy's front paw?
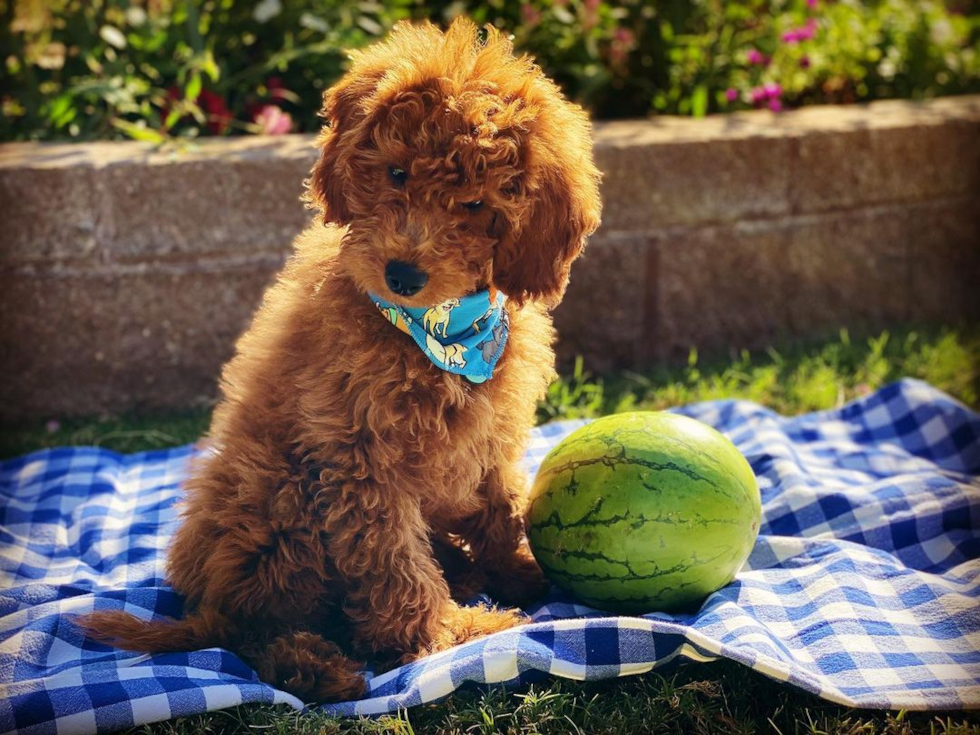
[444,603,527,645]
[405,603,527,661]
[485,546,550,607]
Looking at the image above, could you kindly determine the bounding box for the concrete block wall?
[1,96,978,421]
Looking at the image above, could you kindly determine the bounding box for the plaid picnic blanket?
[1,379,978,733]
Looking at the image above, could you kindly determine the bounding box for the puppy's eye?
[389,166,408,185]
[461,200,483,212]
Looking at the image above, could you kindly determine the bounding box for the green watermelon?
[526,412,761,614]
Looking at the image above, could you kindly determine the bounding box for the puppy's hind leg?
[244,631,366,703]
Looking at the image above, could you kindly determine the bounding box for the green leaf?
[357,16,383,35]
[164,108,182,130]
[299,12,329,33]
[99,25,127,50]
[200,53,220,83]
[253,0,282,24]
[47,94,73,124]
[111,119,166,144]
[185,73,202,102]
[553,6,575,24]
[691,84,709,117]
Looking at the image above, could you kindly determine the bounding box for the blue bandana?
[371,288,509,384]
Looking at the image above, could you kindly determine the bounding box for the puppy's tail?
[78,608,227,653]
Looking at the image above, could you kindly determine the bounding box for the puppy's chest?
[371,357,499,512]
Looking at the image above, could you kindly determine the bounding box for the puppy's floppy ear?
[308,37,407,225]
[492,117,602,307]
[305,74,376,226]
[306,21,446,225]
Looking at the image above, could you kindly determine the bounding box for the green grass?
[4,325,980,734]
[5,326,977,461]
[538,326,979,424]
[127,662,980,734]
[0,409,213,460]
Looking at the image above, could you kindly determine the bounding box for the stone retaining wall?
[2,96,978,421]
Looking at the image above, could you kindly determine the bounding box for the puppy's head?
[307,18,601,308]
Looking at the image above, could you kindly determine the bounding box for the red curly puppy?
[82,18,601,702]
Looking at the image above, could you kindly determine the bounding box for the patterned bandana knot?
[371,288,509,384]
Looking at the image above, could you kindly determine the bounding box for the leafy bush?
[1,0,411,141]
[2,0,977,142]
[487,0,979,116]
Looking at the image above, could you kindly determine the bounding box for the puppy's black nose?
[385,260,428,297]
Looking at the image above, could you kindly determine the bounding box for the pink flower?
[725,87,739,102]
[782,18,817,43]
[45,419,61,434]
[768,98,783,112]
[750,84,781,107]
[521,3,542,27]
[253,105,293,135]
[609,27,635,66]
[806,0,818,7]
[746,48,767,66]
[614,27,634,44]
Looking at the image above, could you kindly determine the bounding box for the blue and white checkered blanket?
[1,379,978,733]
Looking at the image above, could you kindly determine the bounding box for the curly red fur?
[81,18,601,703]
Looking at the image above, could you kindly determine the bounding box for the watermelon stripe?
[641,431,756,492]
[544,426,756,498]
[534,507,745,532]
[545,455,719,488]
[535,547,734,584]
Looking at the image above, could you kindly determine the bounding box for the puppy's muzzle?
[385,260,428,297]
